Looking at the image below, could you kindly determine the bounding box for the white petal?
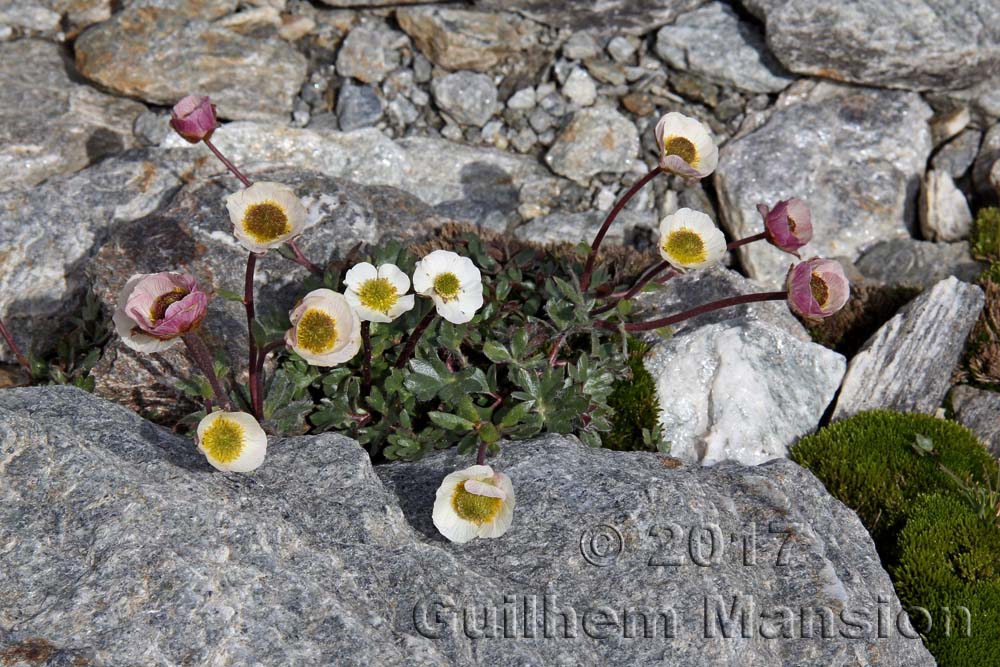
[387,294,416,320]
[465,479,506,499]
[344,262,378,291]
[434,297,474,324]
[412,262,433,295]
[378,263,411,295]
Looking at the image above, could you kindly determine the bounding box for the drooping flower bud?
[758,198,813,256]
[169,95,219,144]
[786,258,850,321]
[113,272,209,353]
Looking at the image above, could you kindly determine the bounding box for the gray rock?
[90,168,440,417]
[950,384,1000,457]
[74,6,308,121]
[546,106,639,183]
[753,0,1000,90]
[514,209,652,246]
[562,67,597,107]
[397,6,541,72]
[973,122,1000,196]
[606,35,636,63]
[925,72,1000,128]
[335,25,403,84]
[0,386,936,666]
[509,126,537,153]
[0,150,188,364]
[561,31,600,60]
[506,87,536,111]
[0,0,114,36]
[474,0,709,35]
[163,124,556,230]
[336,81,383,131]
[0,40,145,188]
[833,277,985,420]
[132,109,170,147]
[855,238,986,289]
[645,320,845,465]
[318,0,441,5]
[655,3,794,94]
[931,129,982,179]
[432,71,498,128]
[715,83,933,287]
[919,169,973,241]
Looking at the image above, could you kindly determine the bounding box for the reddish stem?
[548,334,566,367]
[394,309,437,369]
[579,166,663,291]
[361,321,372,396]
[182,332,236,412]
[243,252,262,419]
[728,231,767,250]
[0,315,30,375]
[591,261,674,316]
[203,137,252,188]
[287,239,324,276]
[475,437,489,466]
[598,291,788,333]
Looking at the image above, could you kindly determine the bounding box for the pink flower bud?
[169,95,219,144]
[113,272,209,353]
[786,258,850,321]
[757,198,813,256]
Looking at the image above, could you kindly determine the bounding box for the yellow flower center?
[433,272,461,301]
[451,480,503,524]
[201,417,245,463]
[663,228,707,265]
[296,308,338,353]
[149,288,188,322]
[243,201,291,243]
[810,273,829,307]
[663,136,699,167]
[357,277,399,314]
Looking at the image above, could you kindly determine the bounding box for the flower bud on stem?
[596,291,788,333]
[579,166,663,292]
[394,309,437,369]
[0,315,30,376]
[182,331,235,412]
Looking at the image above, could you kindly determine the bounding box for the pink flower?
[169,95,219,144]
[786,258,850,321]
[757,198,813,257]
[113,272,209,353]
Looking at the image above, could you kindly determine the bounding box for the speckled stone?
[545,105,639,183]
[74,6,307,121]
[0,386,935,666]
[715,82,933,287]
[431,71,499,127]
[655,3,794,94]
[751,0,1000,90]
[0,39,145,188]
[473,0,709,34]
[950,384,1000,457]
[855,238,985,289]
[0,149,190,364]
[833,277,985,420]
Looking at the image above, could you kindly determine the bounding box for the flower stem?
[475,437,489,466]
[579,166,663,292]
[243,252,263,420]
[591,261,674,316]
[361,321,372,396]
[0,315,31,376]
[203,137,252,188]
[727,231,767,250]
[286,239,324,276]
[598,291,788,333]
[182,332,236,412]
[394,309,436,369]
[253,339,286,416]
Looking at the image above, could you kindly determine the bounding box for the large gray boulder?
[747,0,1000,91]
[0,387,934,665]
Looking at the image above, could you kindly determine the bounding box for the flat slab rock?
[0,387,933,666]
[833,276,985,419]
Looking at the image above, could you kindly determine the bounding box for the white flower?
[658,208,727,270]
[432,465,515,543]
[412,250,484,325]
[344,262,416,323]
[196,410,267,473]
[654,112,718,179]
[225,181,308,253]
[285,288,362,366]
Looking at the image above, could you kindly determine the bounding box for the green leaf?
[217,288,245,302]
[482,341,512,363]
[499,400,534,429]
[429,411,476,432]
